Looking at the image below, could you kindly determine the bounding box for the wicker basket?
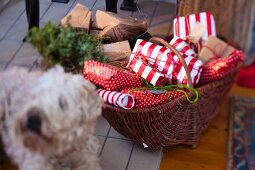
[102,37,240,149]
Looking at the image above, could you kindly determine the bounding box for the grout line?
[23,0,76,71]
[0,0,11,14]
[90,0,99,10]
[167,9,176,35]
[1,7,26,41]
[40,2,53,20]
[149,2,159,27]
[167,19,173,35]
[28,60,37,72]
[24,1,64,71]
[63,0,77,16]
[28,54,41,72]
[129,0,138,17]
[95,134,132,141]
[3,43,24,70]
[3,0,53,70]
[125,143,135,170]
[69,0,77,9]
[149,18,172,28]
[98,126,111,156]
[1,0,52,43]
[131,0,141,18]
[157,147,164,170]
[5,3,46,69]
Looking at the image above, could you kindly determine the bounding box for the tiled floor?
[0,0,176,169]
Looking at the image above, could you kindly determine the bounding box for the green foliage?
[27,22,108,73]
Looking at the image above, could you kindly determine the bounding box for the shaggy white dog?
[0,66,102,170]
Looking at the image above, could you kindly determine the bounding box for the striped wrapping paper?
[173,12,216,44]
[97,89,135,109]
[126,56,168,86]
[129,39,203,86]
[169,36,197,57]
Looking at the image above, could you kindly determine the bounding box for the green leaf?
[27,22,109,73]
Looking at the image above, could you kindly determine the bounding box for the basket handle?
[149,37,193,87]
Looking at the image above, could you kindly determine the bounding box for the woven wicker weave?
[102,37,239,149]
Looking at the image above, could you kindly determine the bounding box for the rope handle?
[149,37,193,87]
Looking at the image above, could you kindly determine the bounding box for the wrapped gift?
[169,36,197,57]
[173,12,216,44]
[126,55,168,86]
[83,60,145,91]
[97,89,135,109]
[122,88,183,108]
[198,50,245,85]
[129,39,203,86]
[199,36,236,64]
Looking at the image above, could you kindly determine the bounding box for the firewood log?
[94,10,148,42]
[103,40,131,67]
[61,3,92,32]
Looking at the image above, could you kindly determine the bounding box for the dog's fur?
[0,66,102,170]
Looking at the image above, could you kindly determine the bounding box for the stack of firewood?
[61,3,148,67]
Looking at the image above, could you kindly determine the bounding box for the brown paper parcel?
[199,36,235,64]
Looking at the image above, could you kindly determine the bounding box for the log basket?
[102,37,240,149]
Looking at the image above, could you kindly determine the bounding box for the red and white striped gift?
[126,55,168,86]
[173,12,216,44]
[169,36,197,57]
[129,39,203,86]
[97,89,135,109]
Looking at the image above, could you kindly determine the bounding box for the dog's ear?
[79,79,102,123]
[0,74,6,125]
[0,101,4,122]
[0,104,4,133]
[0,88,9,133]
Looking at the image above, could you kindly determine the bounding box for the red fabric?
[122,88,183,108]
[236,62,255,89]
[83,60,145,91]
[198,50,245,86]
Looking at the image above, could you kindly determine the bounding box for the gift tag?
[146,89,165,94]
[188,22,206,42]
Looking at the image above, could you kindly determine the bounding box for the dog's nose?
[25,114,42,135]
